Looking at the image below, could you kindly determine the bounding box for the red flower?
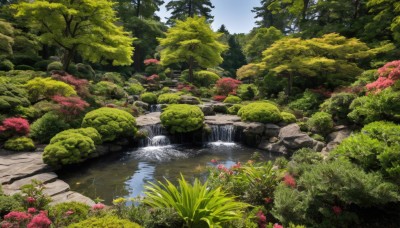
[231,162,241,169]
[256,210,267,228]
[211,159,217,164]
[283,174,296,188]
[27,211,51,228]
[52,73,89,97]
[217,164,225,170]
[215,78,242,96]
[213,95,227,102]
[0,117,30,136]
[146,74,160,82]
[92,203,105,210]
[366,60,400,93]
[28,208,37,214]
[26,197,36,204]
[264,197,272,204]
[273,223,283,228]
[332,205,342,215]
[4,211,31,221]
[52,95,89,116]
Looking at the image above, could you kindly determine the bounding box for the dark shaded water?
[58,142,277,204]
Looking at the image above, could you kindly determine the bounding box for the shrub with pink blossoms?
[215,78,242,96]
[52,95,89,116]
[1,211,31,227]
[366,60,400,93]
[0,117,30,136]
[283,174,296,188]
[144,58,160,65]
[52,73,89,97]
[27,211,51,228]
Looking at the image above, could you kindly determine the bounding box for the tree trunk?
[62,49,74,71]
[188,0,193,17]
[136,0,141,17]
[188,57,194,82]
[287,73,293,96]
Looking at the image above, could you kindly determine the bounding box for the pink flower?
[92,203,105,210]
[26,197,36,204]
[273,223,283,228]
[217,164,225,170]
[28,208,37,214]
[256,210,267,228]
[0,117,30,135]
[211,159,217,164]
[283,174,296,188]
[65,210,74,216]
[264,197,272,204]
[27,211,51,228]
[144,58,160,65]
[232,162,241,169]
[332,205,342,215]
[4,211,31,221]
[1,221,13,228]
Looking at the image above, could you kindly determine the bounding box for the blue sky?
[157,0,261,34]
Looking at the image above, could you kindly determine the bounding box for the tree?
[0,19,13,60]
[243,27,283,62]
[115,0,164,20]
[367,0,400,43]
[165,0,214,25]
[261,33,381,95]
[13,0,135,71]
[158,16,227,82]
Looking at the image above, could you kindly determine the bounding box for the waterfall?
[149,104,162,112]
[139,124,170,147]
[208,125,236,142]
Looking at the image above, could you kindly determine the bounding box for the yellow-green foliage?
[4,137,35,152]
[82,107,137,142]
[50,202,90,227]
[140,92,157,104]
[236,63,261,80]
[227,104,243,115]
[0,20,14,59]
[68,215,141,228]
[188,70,220,87]
[50,127,102,145]
[281,112,297,124]
[0,78,30,112]
[25,77,76,102]
[92,81,126,99]
[223,95,242,104]
[160,104,204,133]
[30,112,70,144]
[13,0,134,67]
[237,102,282,123]
[157,93,181,104]
[47,61,63,71]
[306,112,333,135]
[43,132,96,167]
[127,83,145,95]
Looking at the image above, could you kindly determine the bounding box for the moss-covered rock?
[81,107,137,142]
[237,102,282,123]
[160,104,204,133]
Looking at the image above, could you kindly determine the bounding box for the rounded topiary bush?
[0,59,14,71]
[4,137,35,152]
[160,104,204,133]
[50,127,102,145]
[30,112,70,144]
[140,92,157,104]
[281,112,296,124]
[47,61,63,71]
[49,202,90,227]
[157,93,181,104]
[307,112,334,135]
[43,132,96,167]
[237,102,282,123]
[227,104,243,115]
[81,107,137,142]
[223,95,242,104]
[320,92,357,121]
[127,83,145,95]
[68,216,141,228]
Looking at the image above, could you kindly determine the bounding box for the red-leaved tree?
[366,60,400,93]
[52,95,89,117]
[215,78,242,96]
[0,117,30,136]
[52,73,89,97]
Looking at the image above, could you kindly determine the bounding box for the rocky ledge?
[0,151,95,206]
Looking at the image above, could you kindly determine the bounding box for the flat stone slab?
[205,115,241,125]
[43,180,70,196]
[2,172,58,193]
[50,191,95,206]
[136,112,161,127]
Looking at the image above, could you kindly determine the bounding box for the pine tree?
[165,0,214,25]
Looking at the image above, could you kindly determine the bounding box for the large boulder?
[134,101,149,110]
[264,124,280,138]
[180,95,201,105]
[322,127,352,153]
[234,122,265,134]
[199,104,215,116]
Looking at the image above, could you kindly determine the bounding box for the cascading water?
[149,104,162,112]
[208,125,236,145]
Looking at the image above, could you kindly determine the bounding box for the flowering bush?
[0,117,30,136]
[146,74,160,83]
[52,95,89,116]
[215,78,242,96]
[0,195,22,217]
[366,60,400,92]
[52,73,89,97]
[28,211,52,228]
[144,58,160,65]
[213,95,227,102]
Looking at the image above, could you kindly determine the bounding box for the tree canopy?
[165,0,214,25]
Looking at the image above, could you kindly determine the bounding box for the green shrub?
[0,59,14,71]
[30,112,70,144]
[47,61,63,71]
[127,205,184,228]
[102,72,125,86]
[183,70,220,87]
[223,95,242,104]
[15,65,34,71]
[0,79,30,112]
[0,195,22,217]
[50,127,102,145]
[288,90,324,116]
[157,93,181,104]
[310,134,324,142]
[76,63,95,80]
[160,104,204,133]
[34,60,54,71]
[227,104,243,115]
[281,112,296,124]
[4,137,35,152]
[144,175,248,228]
[68,215,141,228]
[25,77,77,102]
[320,93,357,121]
[237,102,282,123]
[361,121,400,145]
[43,132,96,167]
[272,160,400,227]
[82,107,137,142]
[236,84,258,100]
[127,83,145,95]
[213,104,228,114]
[50,202,90,227]
[306,112,333,135]
[140,92,157,104]
[92,81,126,100]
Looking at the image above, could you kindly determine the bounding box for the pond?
[58,142,278,204]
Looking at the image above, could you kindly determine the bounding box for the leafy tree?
[0,19,13,60]
[158,16,227,82]
[243,27,283,62]
[13,0,135,70]
[165,0,214,25]
[367,0,400,42]
[219,33,247,77]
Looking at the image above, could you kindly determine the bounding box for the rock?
[43,180,70,196]
[109,144,123,153]
[264,142,288,154]
[136,112,161,127]
[134,101,149,110]
[199,104,215,116]
[180,95,201,104]
[205,115,241,125]
[322,129,352,153]
[234,122,265,135]
[313,141,326,152]
[333,125,348,131]
[213,103,228,114]
[265,124,280,138]
[2,173,58,194]
[50,191,95,206]
[269,137,279,143]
